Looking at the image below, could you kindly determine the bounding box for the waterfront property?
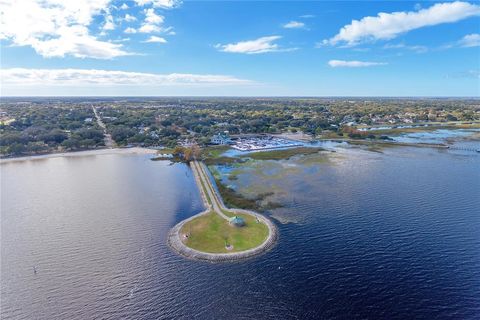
[211,132,233,145]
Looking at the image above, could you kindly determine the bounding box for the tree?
[61,138,80,150]
[191,145,201,159]
[7,143,26,155]
[111,126,136,145]
[26,141,48,153]
[76,128,104,142]
[40,129,68,144]
[173,146,185,156]
[184,148,193,161]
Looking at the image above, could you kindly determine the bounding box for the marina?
[231,136,302,151]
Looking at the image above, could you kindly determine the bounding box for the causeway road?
[191,160,230,220]
[168,160,278,261]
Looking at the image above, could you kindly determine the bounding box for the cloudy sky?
[1,0,479,96]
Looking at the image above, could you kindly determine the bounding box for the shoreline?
[0,147,158,164]
[168,160,278,262]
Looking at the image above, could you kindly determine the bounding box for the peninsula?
[168,160,277,261]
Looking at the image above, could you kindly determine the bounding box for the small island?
[168,160,277,262]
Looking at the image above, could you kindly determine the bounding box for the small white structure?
[211,133,232,145]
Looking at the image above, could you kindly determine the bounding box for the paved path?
[92,106,116,148]
[191,160,230,220]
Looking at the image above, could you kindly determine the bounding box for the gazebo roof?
[230,216,245,227]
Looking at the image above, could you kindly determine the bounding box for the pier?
[168,160,277,262]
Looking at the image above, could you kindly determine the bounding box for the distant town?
[1,97,479,157]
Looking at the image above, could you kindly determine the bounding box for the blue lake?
[1,142,479,319]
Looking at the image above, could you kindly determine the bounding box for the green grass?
[207,164,282,211]
[213,176,264,211]
[180,212,269,253]
[240,147,324,161]
[221,208,234,218]
[197,174,213,206]
[157,147,175,154]
[204,156,240,166]
[203,145,231,158]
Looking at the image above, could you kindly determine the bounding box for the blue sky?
[1,0,479,96]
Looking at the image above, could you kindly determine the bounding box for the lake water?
[1,143,479,319]
[392,129,480,144]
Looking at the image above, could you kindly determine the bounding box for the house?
[211,133,232,145]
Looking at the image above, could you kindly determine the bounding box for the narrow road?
[92,106,116,148]
[191,160,230,220]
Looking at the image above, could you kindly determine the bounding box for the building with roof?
[211,132,232,145]
[229,216,245,227]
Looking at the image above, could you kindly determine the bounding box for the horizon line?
[2,95,479,99]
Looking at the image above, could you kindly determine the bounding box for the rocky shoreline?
[168,161,278,262]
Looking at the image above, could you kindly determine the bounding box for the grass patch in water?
[215,176,261,210]
[204,156,241,166]
[203,145,232,158]
[180,212,269,253]
[240,147,324,161]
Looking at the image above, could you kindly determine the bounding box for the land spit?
[168,160,278,262]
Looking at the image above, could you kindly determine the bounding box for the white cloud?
[458,33,480,47]
[143,36,167,43]
[216,36,295,54]
[124,27,137,34]
[139,8,165,33]
[447,69,480,79]
[442,33,480,49]
[144,8,164,24]
[139,24,160,33]
[134,0,181,9]
[0,0,131,59]
[0,68,253,87]
[120,3,129,10]
[464,70,479,78]
[324,1,480,46]
[33,30,132,59]
[103,14,115,31]
[164,27,176,35]
[299,14,315,19]
[328,60,387,68]
[113,38,131,43]
[124,14,137,22]
[383,43,428,53]
[283,21,305,29]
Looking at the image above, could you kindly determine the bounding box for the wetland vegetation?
[240,146,324,160]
